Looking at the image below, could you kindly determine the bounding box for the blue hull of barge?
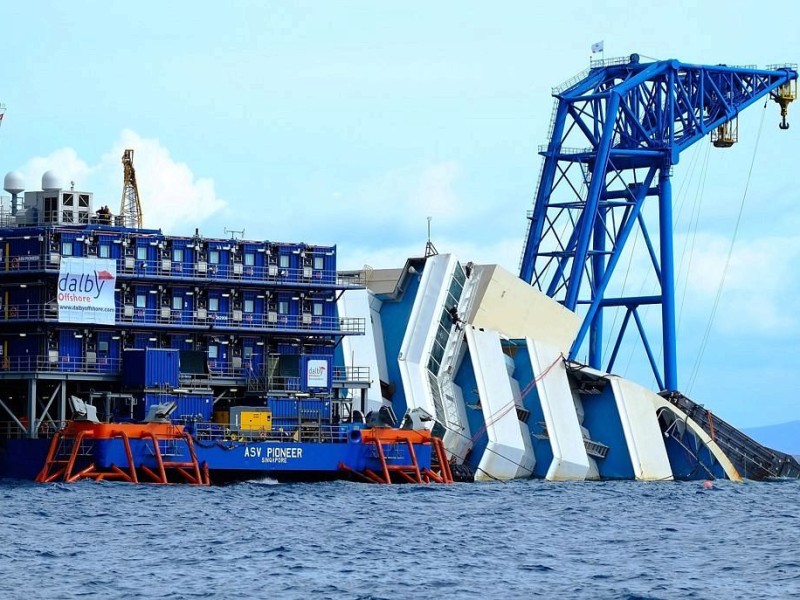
[0,439,52,481]
[0,436,433,483]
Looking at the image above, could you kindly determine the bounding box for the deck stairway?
[663,392,800,479]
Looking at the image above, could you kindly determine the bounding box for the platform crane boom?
[120,148,143,229]
[519,55,797,393]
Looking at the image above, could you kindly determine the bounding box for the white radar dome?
[41,170,64,191]
[3,171,24,194]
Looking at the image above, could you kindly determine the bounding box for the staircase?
[664,392,800,480]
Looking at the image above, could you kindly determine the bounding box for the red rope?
[459,352,565,456]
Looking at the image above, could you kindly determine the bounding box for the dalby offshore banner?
[58,258,117,325]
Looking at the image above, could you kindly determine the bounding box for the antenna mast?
[424,216,438,257]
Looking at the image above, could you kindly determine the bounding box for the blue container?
[122,348,179,389]
[268,397,332,422]
[57,330,82,372]
[134,392,213,422]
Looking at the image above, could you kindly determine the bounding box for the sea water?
[0,478,797,599]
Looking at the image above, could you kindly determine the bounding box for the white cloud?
[678,232,800,336]
[326,160,467,233]
[18,148,92,192]
[16,130,227,233]
[338,236,521,273]
[407,161,461,221]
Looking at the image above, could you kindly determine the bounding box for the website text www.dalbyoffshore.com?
[61,305,115,313]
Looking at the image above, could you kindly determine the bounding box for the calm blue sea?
[0,478,797,599]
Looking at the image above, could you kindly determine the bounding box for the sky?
[1,0,798,428]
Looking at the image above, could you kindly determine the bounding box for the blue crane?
[519,55,797,392]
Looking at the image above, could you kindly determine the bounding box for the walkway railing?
[1,303,365,334]
[0,253,364,288]
[191,422,352,444]
[0,355,122,374]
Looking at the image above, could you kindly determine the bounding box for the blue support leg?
[659,167,678,391]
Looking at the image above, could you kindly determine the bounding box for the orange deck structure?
[339,428,453,485]
[35,422,209,485]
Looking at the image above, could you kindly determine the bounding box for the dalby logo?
[58,269,113,300]
[309,364,327,377]
[307,359,329,387]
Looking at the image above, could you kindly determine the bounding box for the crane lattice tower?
[519,55,797,392]
[120,148,143,229]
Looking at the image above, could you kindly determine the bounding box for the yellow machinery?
[120,149,143,228]
[239,410,273,433]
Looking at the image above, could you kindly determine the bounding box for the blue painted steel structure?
[519,55,797,391]
[0,198,391,482]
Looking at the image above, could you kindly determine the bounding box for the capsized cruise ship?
[339,254,800,481]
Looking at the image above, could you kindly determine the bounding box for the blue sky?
[1,1,798,428]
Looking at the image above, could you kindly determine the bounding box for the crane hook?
[774,84,794,130]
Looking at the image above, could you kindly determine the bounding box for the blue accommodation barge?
[0,174,449,484]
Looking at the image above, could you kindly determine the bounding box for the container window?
[243,346,253,360]
[208,345,218,359]
[99,245,110,258]
[173,248,184,262]
[314,256,324,270]
[244,253,255,266]
[208,297,219,311]
[98,341,109,353]
[244,299,254,313]
[136,246,147,260]
[135,294,146,308]
[278,301,288,314]
[279,255,289,268]
[209,250,220,264]
[172,296,183,310]
[61,242,73,256]
[312,302,323,316]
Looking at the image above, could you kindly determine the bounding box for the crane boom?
[120,148,143,228]
[519,55,797,392]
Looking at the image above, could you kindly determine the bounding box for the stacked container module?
[0,215,353,440]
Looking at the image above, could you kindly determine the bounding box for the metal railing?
[0,354,371,396]
[0,355,122,374]
[190,422,353,445]
[0,419,67,440]
[332,366,370,384]
[0,253,364,289]
[1,303,366,334]
[118,261,344,286]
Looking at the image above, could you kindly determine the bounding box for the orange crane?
[119,148,143,228]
